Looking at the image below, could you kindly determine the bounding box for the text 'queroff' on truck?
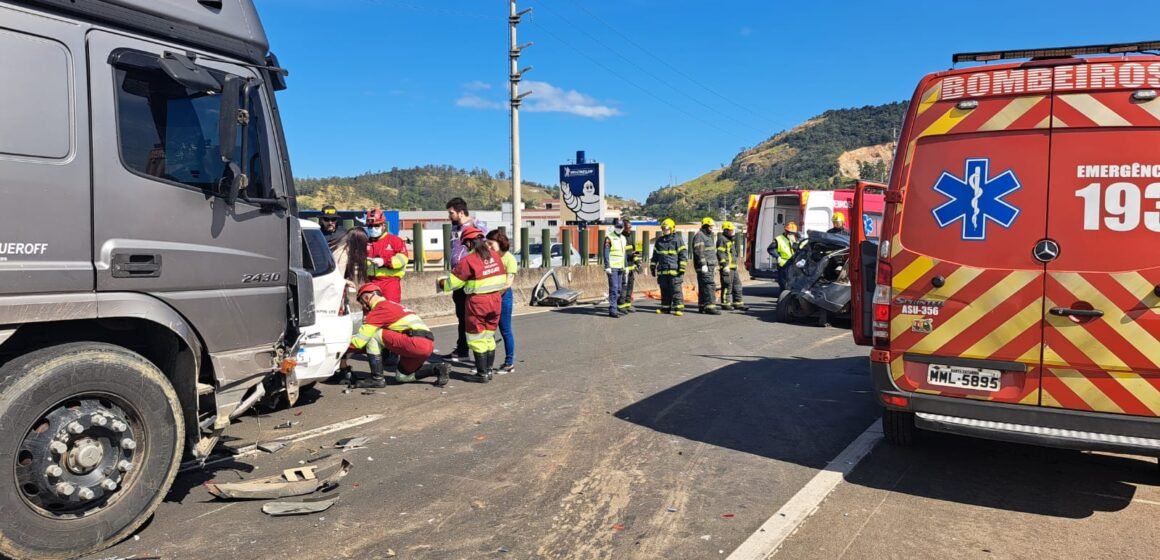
[0,1,314,558]
[848,40,1160,459]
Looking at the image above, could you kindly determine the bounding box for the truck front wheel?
[0,342,184,560]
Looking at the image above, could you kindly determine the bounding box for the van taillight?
[872,261,892,348]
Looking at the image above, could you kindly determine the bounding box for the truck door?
[1041,61,1160,417]
[888,69,1056,406]
[87,30,289,359]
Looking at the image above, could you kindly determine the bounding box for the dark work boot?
[414,362,451,387]
[355,354,388,389]
[473,352,491,383]
[486,351,497,377]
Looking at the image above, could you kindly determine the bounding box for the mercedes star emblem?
[1033,239,1060,263]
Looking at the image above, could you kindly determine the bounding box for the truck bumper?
[871,361,1160,456]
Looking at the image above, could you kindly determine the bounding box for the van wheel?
[882,408,916,446]
[0,342,184,560]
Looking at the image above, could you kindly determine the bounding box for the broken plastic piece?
[257,441,287,453]
[334,436,370,450]
[274,421,295,430]
[530,269,581,307]
[282,466,318,482]
[262,495,339,516]
[205,458,351,500]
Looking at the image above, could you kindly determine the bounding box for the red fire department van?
[849,42,1160,456]
[745,187,885,279]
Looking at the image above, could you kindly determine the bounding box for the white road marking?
[727,420,883,560]
[179,414,385,472]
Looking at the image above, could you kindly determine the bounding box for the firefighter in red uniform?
[365,208,409,303]
[348,284,450,389]
[438,226,507,383]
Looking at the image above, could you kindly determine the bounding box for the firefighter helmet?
[701,217,715,227]
[366,208,386,227]
[832,213,846,225]
[460,225,484,241]
[356,283,382,301]
[722,221,735,231]
[662,218,676,230]
[785,222,799,233]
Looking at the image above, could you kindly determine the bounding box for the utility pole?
[509,1,532,250]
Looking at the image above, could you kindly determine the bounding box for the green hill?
[642,101,908,222]
[295,165,640,212]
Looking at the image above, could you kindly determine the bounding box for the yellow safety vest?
[607,232,627,269]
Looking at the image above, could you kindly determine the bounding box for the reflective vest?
[368,234,409,280]
[607,231,627,269]
[444,249,508,295]
[692,229,718,270]
[775,234,795,267]
[350,300,430,351]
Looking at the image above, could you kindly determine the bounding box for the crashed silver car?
[775,231,852,326]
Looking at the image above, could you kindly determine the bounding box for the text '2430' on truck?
[849,41,1160,459]
[0,1,314,558]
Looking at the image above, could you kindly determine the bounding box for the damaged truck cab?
[0,1,312,558]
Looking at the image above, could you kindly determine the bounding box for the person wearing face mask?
[348,283,450,389]
[716,221,748,311]
[603,220,629,318]
[365,208,409,303]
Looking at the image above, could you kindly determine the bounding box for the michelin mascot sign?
[560,151,605,223]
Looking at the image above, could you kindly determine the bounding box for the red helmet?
[356,283,382,301]
[366,208,385,227]
[460,226,484,241]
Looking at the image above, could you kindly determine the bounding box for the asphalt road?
[87,285,1160,560]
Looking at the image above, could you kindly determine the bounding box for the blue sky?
[257,0,1160,202]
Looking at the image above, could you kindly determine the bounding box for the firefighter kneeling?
[349,284,450,389]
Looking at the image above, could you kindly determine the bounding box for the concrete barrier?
[398,263,750,320]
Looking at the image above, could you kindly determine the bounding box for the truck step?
[196,382,215,396]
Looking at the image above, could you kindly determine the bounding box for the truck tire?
[0,342,184,560]
[882,408,916,447]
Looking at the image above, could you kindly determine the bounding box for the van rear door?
[889,68,1056,406]
[850,182,886,345]
[1040,59,1160,417]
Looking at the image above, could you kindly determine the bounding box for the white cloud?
[521,81,622,119]
[455,94,504,110]
[464,80,492,91]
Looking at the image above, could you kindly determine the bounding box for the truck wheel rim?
[14,395,143,518]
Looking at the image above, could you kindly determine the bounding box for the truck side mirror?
[221,161,248,207]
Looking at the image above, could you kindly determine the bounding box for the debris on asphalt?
[261,495,339,516]
[294,411,304,416]
[666,507,678,512]
[721,513,735,519]
[611,523,625,531]
[306,453,334,464]
[700,535,712,541]
[367,457,374,462]
[498,546,511,553]
[257,441,288,454]
[384,549,397,558]
[334,436,370,451]
[274,421,297,430]
[205,458,351,500]
[474,435,488,441]
[361,390,377,395]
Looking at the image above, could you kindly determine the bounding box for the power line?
[533,2,767,137]
[563,0,777,125]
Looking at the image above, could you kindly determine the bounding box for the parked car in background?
[516,243,583,268]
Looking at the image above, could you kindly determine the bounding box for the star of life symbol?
[862,214,874,236]
[932,158,1021,240]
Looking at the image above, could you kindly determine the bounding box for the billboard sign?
[559,162,605,223]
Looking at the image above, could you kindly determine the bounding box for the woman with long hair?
[486,229,517,374]
[331,226,369,381]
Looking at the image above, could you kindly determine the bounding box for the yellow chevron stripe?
[1110,271,1160,315]
[1046,314,1130,371]
[1018,389,1039,405]
[893,256,936,293]
[916,106,976,139]
[962,298,1043,360]
[1058,94,1131,127]
[1108,371,1160,416]
[917,82,942,116]
[1135,97,1160,122]
[1053,272,1160,369]
[978,96,1045,131]
[1052,368,1125,414]
[909,271,1040,354]
[890,356,905,383]
[891,266,987,341]
[1041,385,1064,408]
